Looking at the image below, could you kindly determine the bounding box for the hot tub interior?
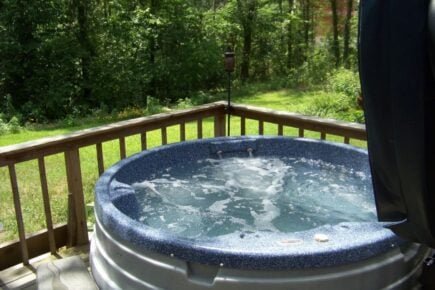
[91,136,429,290]
[129,145,376,239]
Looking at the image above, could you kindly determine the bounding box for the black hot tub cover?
[359,0,435,246]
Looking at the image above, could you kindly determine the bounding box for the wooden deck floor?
[0,245,90,290]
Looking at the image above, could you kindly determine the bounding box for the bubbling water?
[131,156,376,239]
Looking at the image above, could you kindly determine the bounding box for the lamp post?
[224,47,235,137]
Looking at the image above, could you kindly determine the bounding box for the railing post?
[65,148,89,247]
[214,109,226,137]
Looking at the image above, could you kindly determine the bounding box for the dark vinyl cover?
[359,0,435,246]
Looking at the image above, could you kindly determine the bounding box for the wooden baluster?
[161,127,167,145]
[259,121,264,135]
[197,119,203,139]
[214,112,225,137]
[96,143,104,176]
[38,157,57,254]
[141,132,147,151]
[278,124,283,136]
[241,117,246,136]
[8,164,29,265]
[119,137,126,159]
[180,123,186,141]
[65,149,89,247]
[344,136,350,144]
[299,128,304,138]
[321,132,326,140]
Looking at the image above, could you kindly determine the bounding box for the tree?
[343,0,354,68]
[236,0,257,82]
[71,0,96,106]
[330,0,340,67]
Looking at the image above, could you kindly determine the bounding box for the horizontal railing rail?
[230,103,366,143]
[0,101,366,270]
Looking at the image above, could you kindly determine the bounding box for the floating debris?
[314,233,329,242]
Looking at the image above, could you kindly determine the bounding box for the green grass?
[0,88,366,243]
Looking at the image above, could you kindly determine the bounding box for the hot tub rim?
[94,136,404,270]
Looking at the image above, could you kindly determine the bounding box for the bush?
[145,97,163,115]
[176,98,194,109]
[303,91,365,124]
[287,46,334,89]
[8,116,22,133]
[326,68,361,107]
[0,115,23,135]
[0,118,8,135]
[303,93,349,118]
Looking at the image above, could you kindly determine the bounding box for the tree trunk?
[147,0,158,102]
[303,0,310,46]
[237,0,257,83]
[343,0,353,68]
[330,0,340,67]
[74,0,94,105]
[8,0,36,109]
[287,0,294,69]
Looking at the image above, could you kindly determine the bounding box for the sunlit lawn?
[0,89,366,243]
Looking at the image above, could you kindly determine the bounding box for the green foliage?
[0,118,8,135]
[0,0,359,122]
[0,115,23,135]
[287,45,334,89]
[303,93,348,117]
[327,68,360,102]
[301,68,363,123]
[176,98,194,109]
[8,116,21,133]
[145,97,163,115]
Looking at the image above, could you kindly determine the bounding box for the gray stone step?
[37,256,98,290]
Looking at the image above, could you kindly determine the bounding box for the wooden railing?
[0,101,366,270]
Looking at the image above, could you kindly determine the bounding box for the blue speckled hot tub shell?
[94,136,403,271]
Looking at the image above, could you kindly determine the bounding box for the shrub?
[0,118,8,135]
[288,46,334,89]
[303,93,349,118]
[176,98,193,109]
[145,97,163,115]
[8,116,22,133]
[326,68,361,108]
[303,92,365,124]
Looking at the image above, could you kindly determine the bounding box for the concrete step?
[37,256,98,290]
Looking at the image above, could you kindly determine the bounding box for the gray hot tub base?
[90,217,429,290]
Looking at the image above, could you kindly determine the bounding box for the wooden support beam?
[214,112,226,137]
[119,137,126,159]
[180,123,186,141]
[96,143,104,176]
[321,132,326,140]
[38,158,57,255]
[197,119,203,139]
[161,127,167,145]
[141,132,147,151]
[8,164,29,265]
[241,117,246,136]
[278,124,284,136]
[259,121,264,135]
[64,149,88,247]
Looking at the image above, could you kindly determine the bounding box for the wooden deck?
[0,102,368,288]
[0,244,91,290]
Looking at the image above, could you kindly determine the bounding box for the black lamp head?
[224,47,235,73]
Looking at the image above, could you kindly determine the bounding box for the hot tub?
[90,136,428,290]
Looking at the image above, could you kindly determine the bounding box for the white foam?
[132,156,376,238]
